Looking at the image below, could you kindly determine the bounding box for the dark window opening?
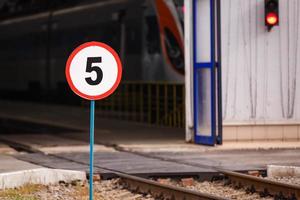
[145,16,160,54]
[164,28,184,73]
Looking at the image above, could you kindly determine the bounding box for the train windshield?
[164,0,185,74]
[172,0,184,27]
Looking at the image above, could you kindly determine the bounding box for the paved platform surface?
[0,154,41,173]
[16,152,214,178]
[0,142,16,154]
[11,145,300,177]
[0,100,184,145]
[144,149,300,171]
[118,141,300,153]
[15,148,300,172]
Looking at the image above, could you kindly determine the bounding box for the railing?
[83,81,185,128]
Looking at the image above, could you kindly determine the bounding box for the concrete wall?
[185,0,300,142]
[221,0,300,141]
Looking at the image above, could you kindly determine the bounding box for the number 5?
[85,57,103,85]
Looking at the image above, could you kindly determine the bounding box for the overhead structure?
[184,0,222,145]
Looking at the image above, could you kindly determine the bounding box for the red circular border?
[65,41,122,100]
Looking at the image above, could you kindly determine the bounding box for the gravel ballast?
[2,176,297,200]
[156,178,273,200]
[0,179,154,200]
[183,180,272,200]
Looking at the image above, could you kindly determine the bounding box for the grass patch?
[0,184,104,200]
[0,184,42,200]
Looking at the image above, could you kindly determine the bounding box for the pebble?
[267,176,300,185]
[181,178,195,186]
[157,178,171,185]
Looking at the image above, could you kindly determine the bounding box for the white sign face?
[66,42,122,100]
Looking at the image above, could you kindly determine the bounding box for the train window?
[145,16,160,54]
[125,22,141,54]
[172,0,184,6]
[172,0,184,30]
[164,27,184,73]
[101,22,121,53]
[0,0,82,20]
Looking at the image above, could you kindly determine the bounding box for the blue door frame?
[193,0,221,145]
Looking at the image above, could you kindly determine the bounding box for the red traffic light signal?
[265,0,279,31]
[266,12,278,26]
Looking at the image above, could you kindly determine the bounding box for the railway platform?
[0,100,300,178]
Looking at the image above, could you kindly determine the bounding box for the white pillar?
[184,0,194,142]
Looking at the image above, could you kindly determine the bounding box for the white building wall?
[221,0,300,141]
[185,0,300,142]
[222,0,300,124]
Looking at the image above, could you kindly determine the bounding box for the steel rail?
[53,152,229,200]
[219,169,300,199]
[116,172,227,200]
[51,152,229,200]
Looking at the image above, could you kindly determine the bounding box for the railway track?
[1,139,225,199]
[113,145,300,199]
[219,169,300,200]
[2,137,300,199]
[115,146,300,200]
[117,172,227,200]
[43,153,227,200]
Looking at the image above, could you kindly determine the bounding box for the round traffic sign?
[65,41,122,100]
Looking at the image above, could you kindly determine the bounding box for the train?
[0,0,184,101]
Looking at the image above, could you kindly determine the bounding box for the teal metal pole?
[89,100,95,200]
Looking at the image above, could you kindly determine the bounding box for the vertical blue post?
[89,100,95,200]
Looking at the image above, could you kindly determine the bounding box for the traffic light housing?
[265,0,279,31]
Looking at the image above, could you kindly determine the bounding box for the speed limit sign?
[65,41,122,200]
[65,41,122,100]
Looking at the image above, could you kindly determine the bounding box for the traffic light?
[265,0,279,31]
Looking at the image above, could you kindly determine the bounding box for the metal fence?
[82,82,185,128]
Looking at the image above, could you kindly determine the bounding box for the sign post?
[89,100,95,200]
[65,41,122,199]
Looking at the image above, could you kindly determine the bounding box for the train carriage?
[0,0,184,101]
